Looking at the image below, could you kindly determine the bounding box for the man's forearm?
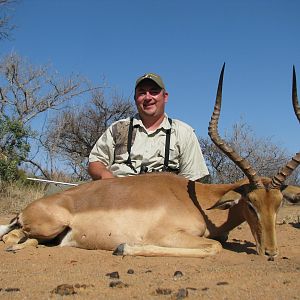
[88,161,115,180]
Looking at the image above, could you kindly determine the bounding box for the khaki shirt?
[89,114,209,181]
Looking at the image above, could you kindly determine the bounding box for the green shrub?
[0,116,31,181]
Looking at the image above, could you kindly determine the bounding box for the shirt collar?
[132,113,171,130]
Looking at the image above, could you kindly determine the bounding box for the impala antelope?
[1,65,299,259]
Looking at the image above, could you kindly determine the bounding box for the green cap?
[135,73,165,89]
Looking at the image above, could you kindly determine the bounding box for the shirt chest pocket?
[157,139,180,163]
[112,121,137,162]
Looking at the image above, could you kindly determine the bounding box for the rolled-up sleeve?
[178,129,209,181]
[89,127,115,167]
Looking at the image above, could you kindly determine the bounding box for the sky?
[1,0,299,156]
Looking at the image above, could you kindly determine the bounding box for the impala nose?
[265,248,278,258]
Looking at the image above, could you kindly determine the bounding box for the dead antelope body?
[1,65,299,259]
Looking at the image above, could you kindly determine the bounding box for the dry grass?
[0,181,45,215]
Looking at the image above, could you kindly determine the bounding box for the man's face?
[135,79,168,118]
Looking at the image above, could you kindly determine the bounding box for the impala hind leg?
[113,233,222,258]
[19,204,71,242]
[2,228,26,244]
[2,228,38,251]
[3,224,70,251]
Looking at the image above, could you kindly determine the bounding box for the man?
[88,73,209,181]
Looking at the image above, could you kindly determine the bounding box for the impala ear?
[207,191,242,210]
[281,185,300,204]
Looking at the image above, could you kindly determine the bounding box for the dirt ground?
[0,205,299,300]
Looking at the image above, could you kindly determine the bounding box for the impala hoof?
[113,243,125,256]
[5,246,17,252]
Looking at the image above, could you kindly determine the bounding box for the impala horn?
[270,66,300,189]
[208,64,263,188]
[292,66,300,123]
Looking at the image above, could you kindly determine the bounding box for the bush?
[0,116,31,181]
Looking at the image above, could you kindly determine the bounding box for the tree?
[0,0,16,40]
[0,115,31,181]
[200,119,299,185]
[0,53,98,179]
[44,89,135,180]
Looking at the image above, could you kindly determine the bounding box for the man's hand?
[88,161,115,180]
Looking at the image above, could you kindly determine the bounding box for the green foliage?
[0,115,31,181]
